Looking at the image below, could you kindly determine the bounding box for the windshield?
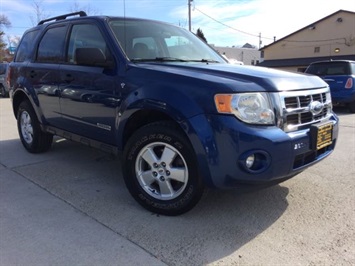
[108,18,226,63]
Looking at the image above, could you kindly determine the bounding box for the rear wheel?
[348,102,355,113]
[123,121,204,216]
[17,100,53,153]
[0,84,8,98]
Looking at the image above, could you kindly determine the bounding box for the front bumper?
[187,113,339,189]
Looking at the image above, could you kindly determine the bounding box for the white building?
[211,44,261,66]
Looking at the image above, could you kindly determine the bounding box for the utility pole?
[188,0,193,31]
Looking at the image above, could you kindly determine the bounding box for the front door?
[59,23,120,145]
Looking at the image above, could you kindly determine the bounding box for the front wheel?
[17,100,53,153]
[123,121,204,216]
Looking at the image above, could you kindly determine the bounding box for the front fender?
[116,87,216,187]
[115,84,206,150]
[121,83,205,120]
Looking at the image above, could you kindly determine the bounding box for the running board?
[43,125,119,155]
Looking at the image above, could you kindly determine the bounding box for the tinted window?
[67,24,112,65]
[37,26,67,63]
[306,62,351,76]
[15,29,40,62]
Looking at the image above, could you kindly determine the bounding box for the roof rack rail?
[38,11,87,25]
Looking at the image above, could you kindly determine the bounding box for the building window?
[314,47,320,53]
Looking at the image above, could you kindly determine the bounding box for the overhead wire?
[193,7,273,40]
[193,6,348,44]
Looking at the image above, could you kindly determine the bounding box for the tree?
[0,14,11,59]
[196,28,207,43]
[69,1,101,15]
[30,0,50,26]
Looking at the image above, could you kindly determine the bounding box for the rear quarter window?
[14,29,40,62]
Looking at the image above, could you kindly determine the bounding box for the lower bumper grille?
[293,142,334,169]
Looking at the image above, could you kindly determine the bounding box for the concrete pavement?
[1,97,354,265]
[0,98,166,265]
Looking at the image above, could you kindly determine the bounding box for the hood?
[129,62,328,92]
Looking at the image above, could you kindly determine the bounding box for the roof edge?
[259,9,355,51]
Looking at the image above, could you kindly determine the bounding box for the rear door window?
[37,26,67,63]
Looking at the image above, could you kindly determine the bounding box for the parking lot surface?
[1,98,354,265]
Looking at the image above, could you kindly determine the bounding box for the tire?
[0,84,8,98]
[348,102,355,113]
[123,121,204,216]
[17,100,53,153]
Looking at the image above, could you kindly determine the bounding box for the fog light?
[246,154,255,169]
[239,150,271,174]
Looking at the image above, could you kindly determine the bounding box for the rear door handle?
[30,70,37,78]
[64,74,74,83]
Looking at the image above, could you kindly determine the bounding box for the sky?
[1,0,355,48]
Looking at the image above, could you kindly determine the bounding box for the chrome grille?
[276,88,332,132]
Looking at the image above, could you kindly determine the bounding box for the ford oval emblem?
[309,101,324,115]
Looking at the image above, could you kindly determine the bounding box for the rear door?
[59,22,120,145]
[29,24,67,127]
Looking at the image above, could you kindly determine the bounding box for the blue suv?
[7,12,339,215]
[305,60,355,113]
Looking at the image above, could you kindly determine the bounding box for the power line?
[194,7,273,40]
[193,7,350,44]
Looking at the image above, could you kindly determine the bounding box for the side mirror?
[75,48,114,68]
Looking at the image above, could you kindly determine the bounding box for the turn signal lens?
[214,94,233,113]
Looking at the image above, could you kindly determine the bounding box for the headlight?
[214,93,275,125]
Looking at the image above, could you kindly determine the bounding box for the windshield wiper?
[189,59,220,63]
[131,57,220,63]
[131,57,188,62]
